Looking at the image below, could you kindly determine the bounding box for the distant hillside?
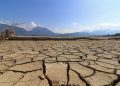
[59,32,90,37]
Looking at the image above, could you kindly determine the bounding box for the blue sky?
[0,0,120,33]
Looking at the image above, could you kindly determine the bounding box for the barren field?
[0,39,120,86]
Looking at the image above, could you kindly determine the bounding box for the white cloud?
[53,23,120,33]
[18,21,42,31]
[0,20,42,30]
[0,20,14,25]
[31,21,37,27]
[96,23,120,29]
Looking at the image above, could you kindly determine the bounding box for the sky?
[0,0,120,33]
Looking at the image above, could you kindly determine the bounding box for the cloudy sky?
[0,0,120,33]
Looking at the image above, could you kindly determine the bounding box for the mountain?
[1,23,120,36]
[0,23,58,36]
[0,23,30,36]
[0,23,10,32]
[29,26,58,36]
[15,27,30,36]
[59,32,90,37]
[90,29,120,35]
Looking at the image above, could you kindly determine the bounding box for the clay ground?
[0,39,120,86]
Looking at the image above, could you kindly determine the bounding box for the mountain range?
[0,23,58,36]
[0,23,119,36]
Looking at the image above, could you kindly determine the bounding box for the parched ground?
[0,39,120,86]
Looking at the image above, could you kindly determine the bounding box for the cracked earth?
[0,39,120,86]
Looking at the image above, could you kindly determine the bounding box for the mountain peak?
[33,26,42,29]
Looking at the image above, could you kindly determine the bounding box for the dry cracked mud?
[0,39,120,86]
